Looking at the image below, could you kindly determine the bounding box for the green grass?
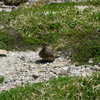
[0,73,100,100]
[0,2,100,63]
[0,31,16,50]
[87,0,100,5]
[43,0,100,8]
[0,76,4,84]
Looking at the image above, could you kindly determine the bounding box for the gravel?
[0,51,99,91]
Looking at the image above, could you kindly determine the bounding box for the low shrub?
[0,76,4,84]
[87,0,100,5]
[66,29,100,63]
[0,31,15,50]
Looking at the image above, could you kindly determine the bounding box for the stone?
[90,66,100,71]
[59,67,70,75]
[88,58,93,64]
[32,72,39,79]
[97,63,100,67]
[0,49,8,56]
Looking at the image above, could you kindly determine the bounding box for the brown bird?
[39,43,55,62]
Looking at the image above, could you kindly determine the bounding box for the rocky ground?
[0,1,16,12]
[0,1,100,92]
[0,51,100,91]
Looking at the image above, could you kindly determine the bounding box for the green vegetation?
[0,31,16,50]
[0,1,100,100]
[0,1,100,63]
[0,76,4,84]
[87,0,100,5]
[0,73,100,100]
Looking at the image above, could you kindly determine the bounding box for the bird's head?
[41,43,49,48]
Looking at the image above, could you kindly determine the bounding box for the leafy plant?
[0,76,4,84]
[0,31,16,50]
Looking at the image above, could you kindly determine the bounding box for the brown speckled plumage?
[39,44,55,62]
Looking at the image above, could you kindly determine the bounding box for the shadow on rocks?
[35,59,54,64]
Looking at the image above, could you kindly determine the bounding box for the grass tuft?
[0,76,4,84]
[0,73,100,100]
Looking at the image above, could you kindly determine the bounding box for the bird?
[39,43,55,62]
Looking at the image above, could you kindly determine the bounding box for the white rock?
[88,58,93,64]
[59,67,70,75]
[0,49,8,56]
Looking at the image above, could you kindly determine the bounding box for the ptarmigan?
[39,43,55,62]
